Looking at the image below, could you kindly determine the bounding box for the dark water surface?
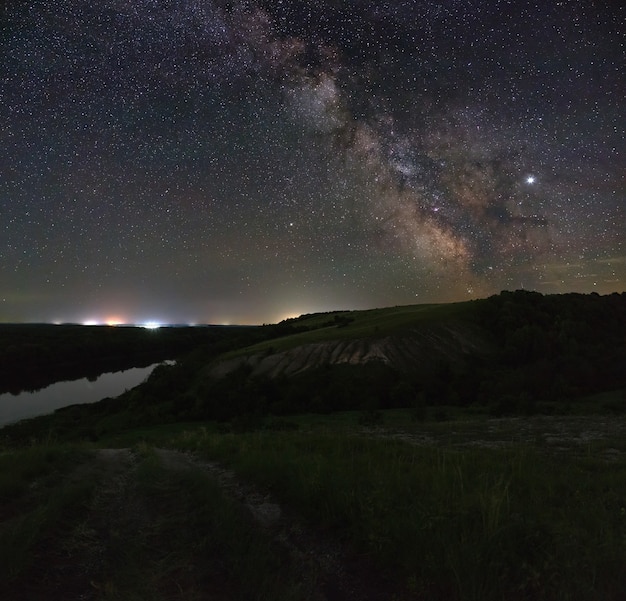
[0,363,162,426]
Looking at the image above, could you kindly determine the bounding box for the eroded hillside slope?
[210,322,491,378]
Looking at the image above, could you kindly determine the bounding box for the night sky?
[2,0,624,325]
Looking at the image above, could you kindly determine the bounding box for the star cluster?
[1,0,624,324]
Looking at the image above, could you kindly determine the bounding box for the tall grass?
[0,445,93,583]
[174,430,626,600]
[0,444,81,502]
[1,443,307,599]
[93,449,307,600]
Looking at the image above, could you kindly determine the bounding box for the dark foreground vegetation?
[2,290,626,599]
[2,412,626,600]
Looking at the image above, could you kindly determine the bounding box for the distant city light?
[103,315,126,326]
[141,321,161,329]
[279,312,303,321]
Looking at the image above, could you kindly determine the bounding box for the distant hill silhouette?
[2,290,626,442]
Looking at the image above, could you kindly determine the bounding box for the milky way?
[1,0,624,324]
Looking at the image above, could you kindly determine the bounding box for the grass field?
[223,300,475,357]
[0,443,306,600]
[0,445,94,585]
[2,292,626,598]
[171,423,626,600]
[3,408,626,600]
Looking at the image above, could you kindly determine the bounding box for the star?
[0,1,623,324]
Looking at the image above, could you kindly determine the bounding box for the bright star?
[526,175,536,184]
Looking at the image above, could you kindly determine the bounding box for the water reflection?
[0,363,162,426]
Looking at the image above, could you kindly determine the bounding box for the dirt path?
[2,448,139,600]
[152,447,404,601]
[5,447,405,601]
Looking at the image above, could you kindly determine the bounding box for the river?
[0,362,165,427]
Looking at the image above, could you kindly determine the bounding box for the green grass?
[4,409,626,600]
[169,428,626,601]
[0,444,93,584]
[222,300,474,357]
[93,420,222,448]
[0,442,308,600]
[91,400,626,451]
[0,444,92,510]
[89,448,306,601]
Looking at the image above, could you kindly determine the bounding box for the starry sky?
[1,0,624,325]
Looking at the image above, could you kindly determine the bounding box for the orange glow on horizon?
[105,316,126,326]
[278,312,303,322]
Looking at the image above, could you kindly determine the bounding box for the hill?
[2,291,626,600]
[210,302,489,378]
[2,290,626,443]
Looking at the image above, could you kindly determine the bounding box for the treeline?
[268,312,355,337]
[0,324,263,394]
[3,290,626,443]
[0,311,359,396]
[472,290,626,412]
[0,361,405,442]
[121,290,626,423]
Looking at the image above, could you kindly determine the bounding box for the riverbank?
[0,363,165,427]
